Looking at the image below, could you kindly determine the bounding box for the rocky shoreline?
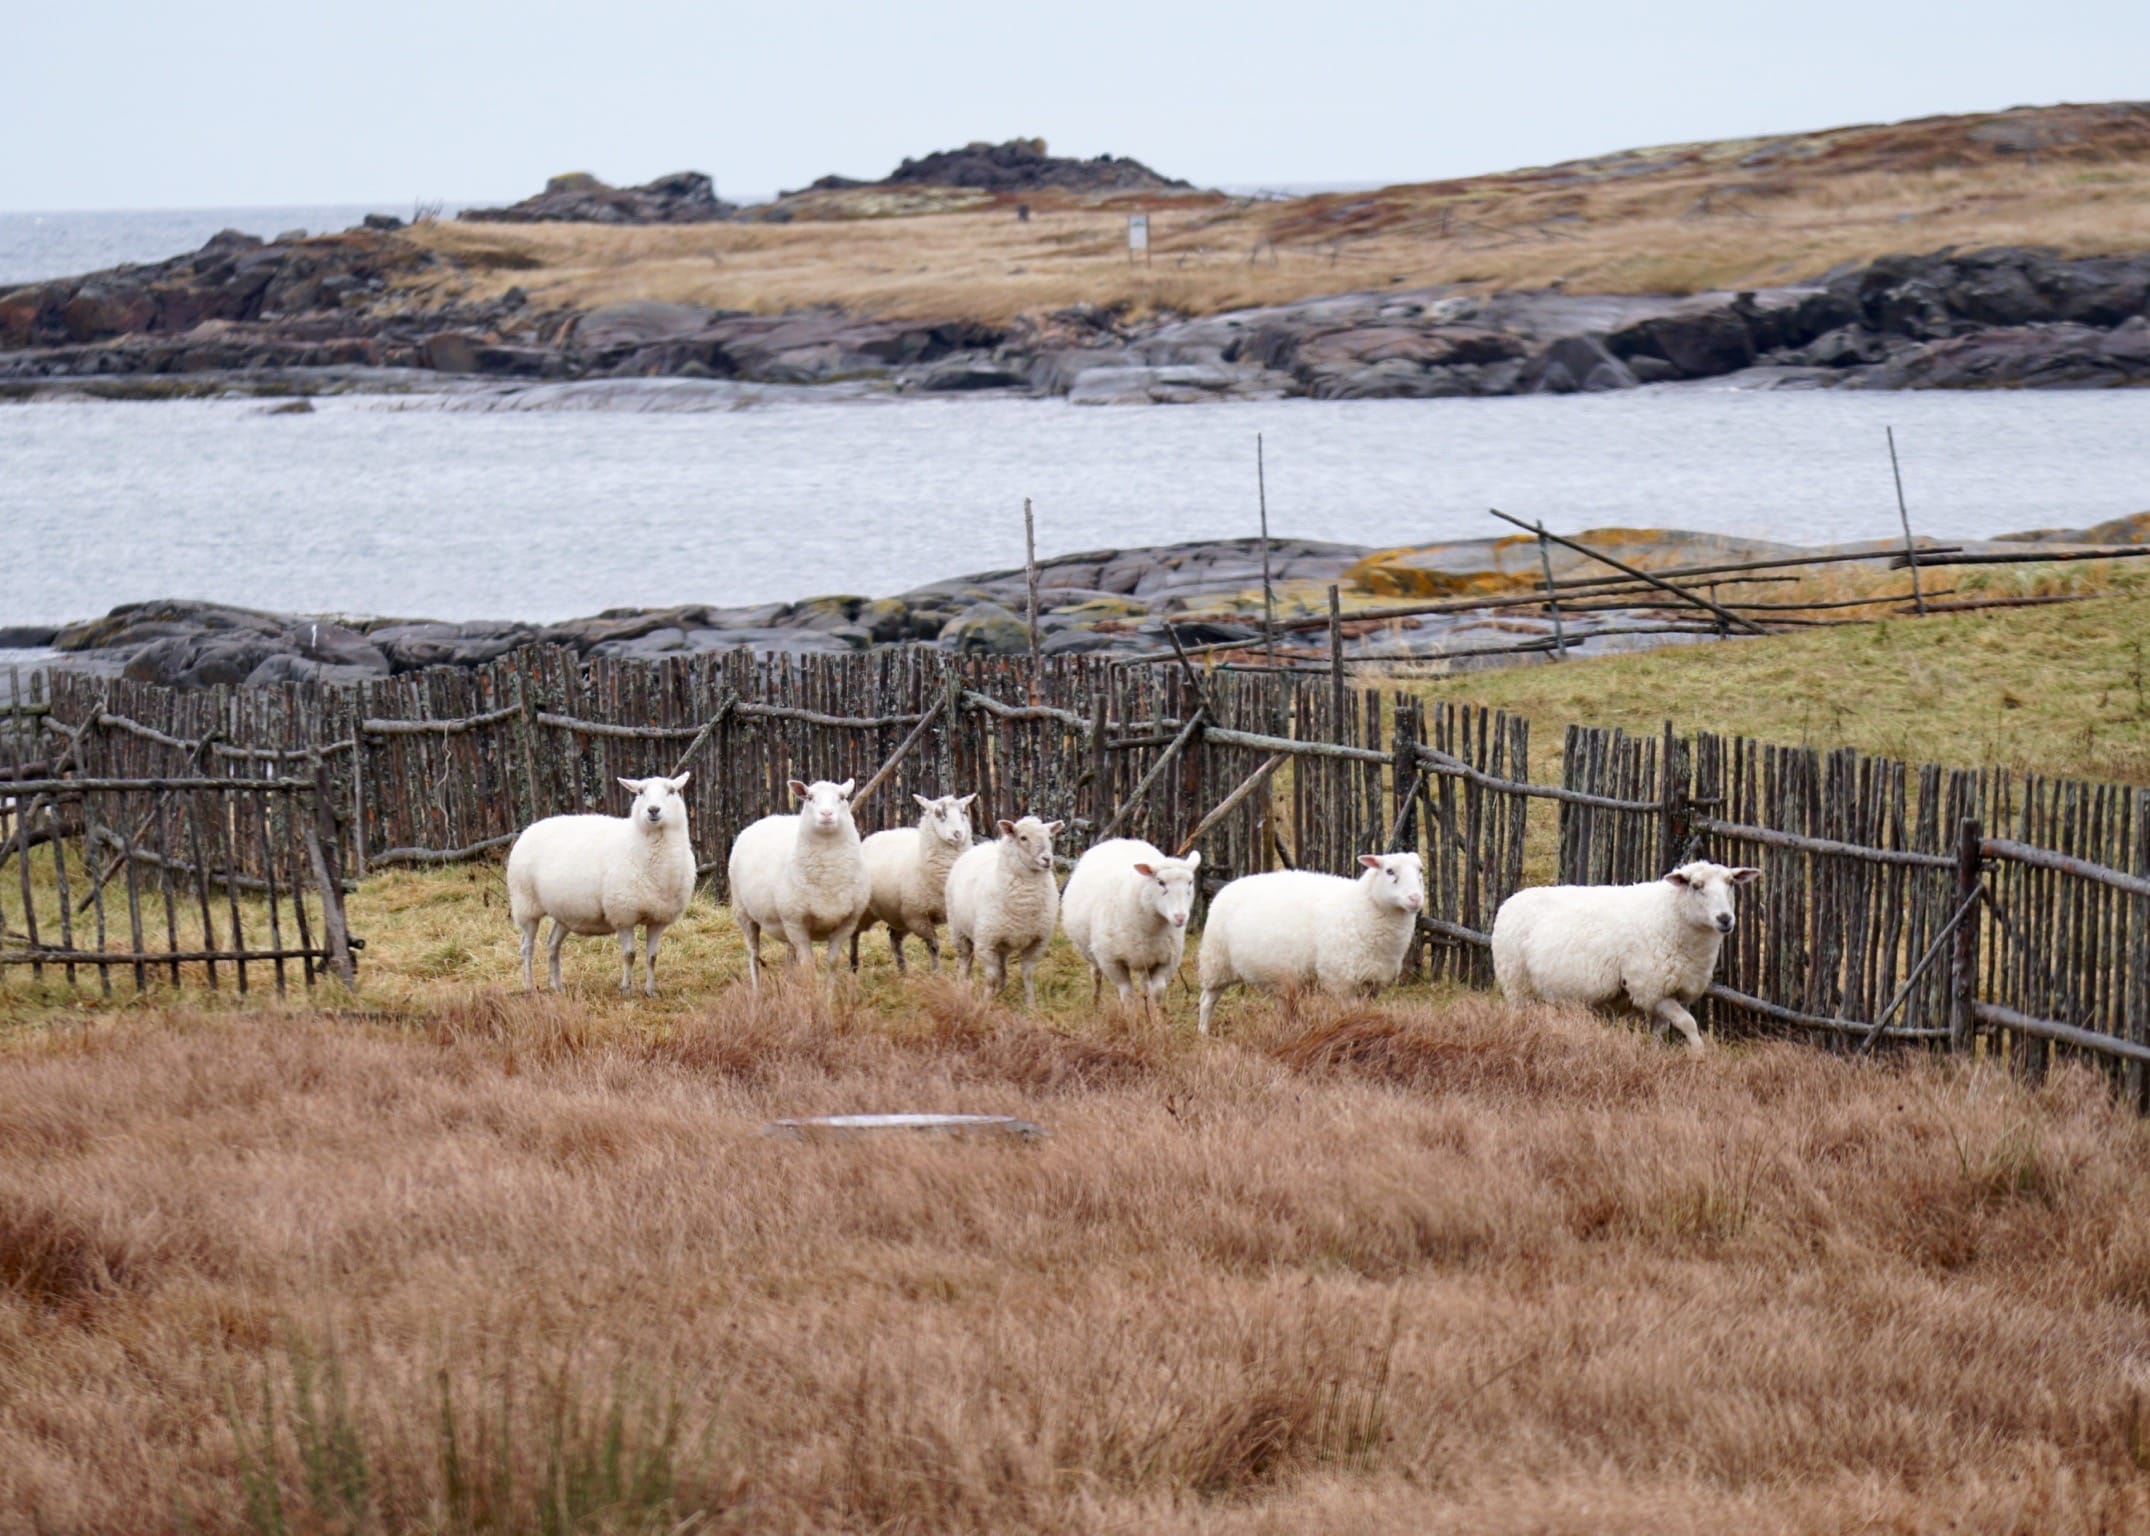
[8,522,2146,694]
[5,232,2148,403]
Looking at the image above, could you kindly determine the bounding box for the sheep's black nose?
[1715,914,1734,933]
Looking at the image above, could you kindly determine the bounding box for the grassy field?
[11,595,2150,1530]
[1415,588,2150,787]
[399,103,2150,322]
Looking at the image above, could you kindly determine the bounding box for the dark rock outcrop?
[460,171,737,225]
[788,138,1189,198]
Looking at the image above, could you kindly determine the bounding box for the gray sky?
[8,0,2147,211]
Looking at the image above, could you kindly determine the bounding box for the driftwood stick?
[1173,754,1284,858]
[1856,884,1986,1053]
[1488,509,1771,636]
[667,694,736,779]
[1098,706,1206,841]
[850,682,950,813]
[1023,497,1042,704]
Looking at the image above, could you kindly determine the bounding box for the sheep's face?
[1131,852,1201,929]
[914,792,976,850]
[1665,861,1762,934]
[1357,852,1425,913]
[790,777,856,833]
[996,816,1062,873]
[619,773,691,833]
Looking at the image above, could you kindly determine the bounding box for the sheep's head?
[789,777,856,832]
[1357,852,1425,913]
[914,792,977,850]
[996,816,1063,873]
[1665,861,1762,934]
[619,773,691,832]
[1131,851,1201,930]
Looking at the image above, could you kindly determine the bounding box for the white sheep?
[727,777,872,987]
[1490,860,1761,1050]
[1060,837,1201,1017]
[506,773,697,997]
[1196,853,1425,1034]
[851,792,977,972]
[944,815,1063,1009]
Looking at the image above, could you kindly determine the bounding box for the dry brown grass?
[4,971,2150,1532]
[399,103,2150,322]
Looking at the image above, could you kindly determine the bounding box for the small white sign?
[1127,213,1149,252]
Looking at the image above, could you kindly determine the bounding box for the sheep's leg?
[517,919,539,992]
[849,930,862,972]
[780,921,816,971]
[1018,943,1044,1011]
[643,925,663,998]
[1654,997,1706,1051]
[1105,960,1136,1008]
[546,921,568,992]
[740,915,762,991]
[922,933,940,973]
[1197,984,1224,1036]
[825,922,859,976]
[980,945,1005,998]
[1088,965,1102,1008]
[617,929,636,996]
[957,936,975,980]
[889,928,908,974]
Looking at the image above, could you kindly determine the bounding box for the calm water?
[2,387,2147,627]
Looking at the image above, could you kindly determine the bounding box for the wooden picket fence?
[8,646,2150,1112]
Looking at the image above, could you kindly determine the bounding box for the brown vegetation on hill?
[4,972,2150,1532]
[407,102,2150,322]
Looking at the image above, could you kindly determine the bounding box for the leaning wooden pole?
[1488,509,1771,637]
[1887,426,1927,616]
[1534,520,1566,662]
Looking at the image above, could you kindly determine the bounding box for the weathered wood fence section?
[1,670,355,995]
[1550,724,2150,1105]
[11,646,2150,1109]
[23,651,1510,911]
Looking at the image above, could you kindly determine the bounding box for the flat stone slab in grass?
[761,1112,1050,1142]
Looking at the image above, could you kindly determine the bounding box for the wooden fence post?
[1658,721,1688,872]
[1391,698,1426,978]
[1950,816,1983,1053]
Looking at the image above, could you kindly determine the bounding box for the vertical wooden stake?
[1023,497,1041,704]
[1328,584,1345,734]
[1535,519,1566,661]
[1257,433,1277,669]
[1950,815,1982,1053]
[1888,426,1927,616]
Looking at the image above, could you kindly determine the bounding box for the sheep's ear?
[1045,820,1064,835]
[838,778,856,797]
[1730,866,1763,885]
[1666,869,1691,887]
[958,793,977,808]
[997,819,1017,837]
[618,776,644,793]
[1358,854,1382,870]
[913,794,933,811]
[1133,863,1156,877]
[1186,851,1202,871]
[669,772,690,790]
[787,778,809,800]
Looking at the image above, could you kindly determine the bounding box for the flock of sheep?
[503,772,1762,1043]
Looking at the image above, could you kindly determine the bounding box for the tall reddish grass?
[3,985,2148,1532]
